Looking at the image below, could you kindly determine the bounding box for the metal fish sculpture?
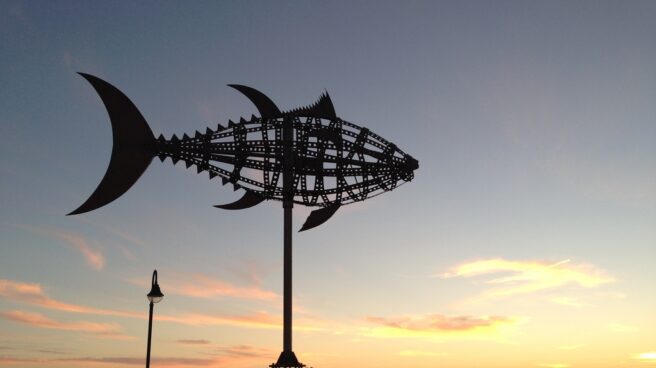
[69,73,419,231]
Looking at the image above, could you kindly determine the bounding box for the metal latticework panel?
[156,116,416,207]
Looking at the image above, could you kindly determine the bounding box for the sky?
[1,1,655,367]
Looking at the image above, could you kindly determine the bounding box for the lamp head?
[147,270,164,303]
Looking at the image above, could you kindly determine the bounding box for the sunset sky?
[1,1,655,367]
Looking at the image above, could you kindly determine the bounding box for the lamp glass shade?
[147,284,164,303]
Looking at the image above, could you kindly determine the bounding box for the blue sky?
[1,1,655,367]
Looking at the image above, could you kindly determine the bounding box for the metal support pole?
[283,204,292,352]
[271,117,303,367]
[281,115,294,356]
[146,301,154,368]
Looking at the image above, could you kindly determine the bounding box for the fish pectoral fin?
[299,203,341,232]
[214,191,265,210]
[227,85,281,119]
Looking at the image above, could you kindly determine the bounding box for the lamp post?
[146,270,163,368]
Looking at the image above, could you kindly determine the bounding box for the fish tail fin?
[68,73,156,215]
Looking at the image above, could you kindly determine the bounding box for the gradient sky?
[1,1,655,367]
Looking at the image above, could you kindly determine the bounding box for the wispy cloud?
[0,357,46,364]
[159,311,325,332]
[634,352,656,362]
[16,225,104,271]
[166,274,278,301]
[398,350,446,357]
[364,313,518,339]
[117,245,137,261]
[0,310,129,339]
[0,345,273,367]
[176,339,211,345]
[0,278,139,318]
[0,343,69,356]
[61,356,216,366]
[0,356,217,366]
[443,258,613,299]
[77,217,148,249]
[367,314,512,331]
[158,311,279,329]
[0,278,322,332]
[211,344,273,359]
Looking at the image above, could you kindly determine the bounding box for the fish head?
[340,122,419,190]
[400,152,419,181]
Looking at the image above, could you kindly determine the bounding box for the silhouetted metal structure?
[69,73,418,367]
[146,270,163,368]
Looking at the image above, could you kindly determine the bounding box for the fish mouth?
[404,155,419,171]
[399,154,418,181]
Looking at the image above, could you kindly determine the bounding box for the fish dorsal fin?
[228,85,281,119]
[285,92,337,120]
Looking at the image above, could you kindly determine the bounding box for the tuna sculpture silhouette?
[70,72,419,367]
[69,73,419,231]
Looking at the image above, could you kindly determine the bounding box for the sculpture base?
[269,350,305,368]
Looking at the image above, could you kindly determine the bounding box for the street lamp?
[146,270,163,368]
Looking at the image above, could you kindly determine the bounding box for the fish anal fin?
[299,203,341,232]
[214,191,265,210]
